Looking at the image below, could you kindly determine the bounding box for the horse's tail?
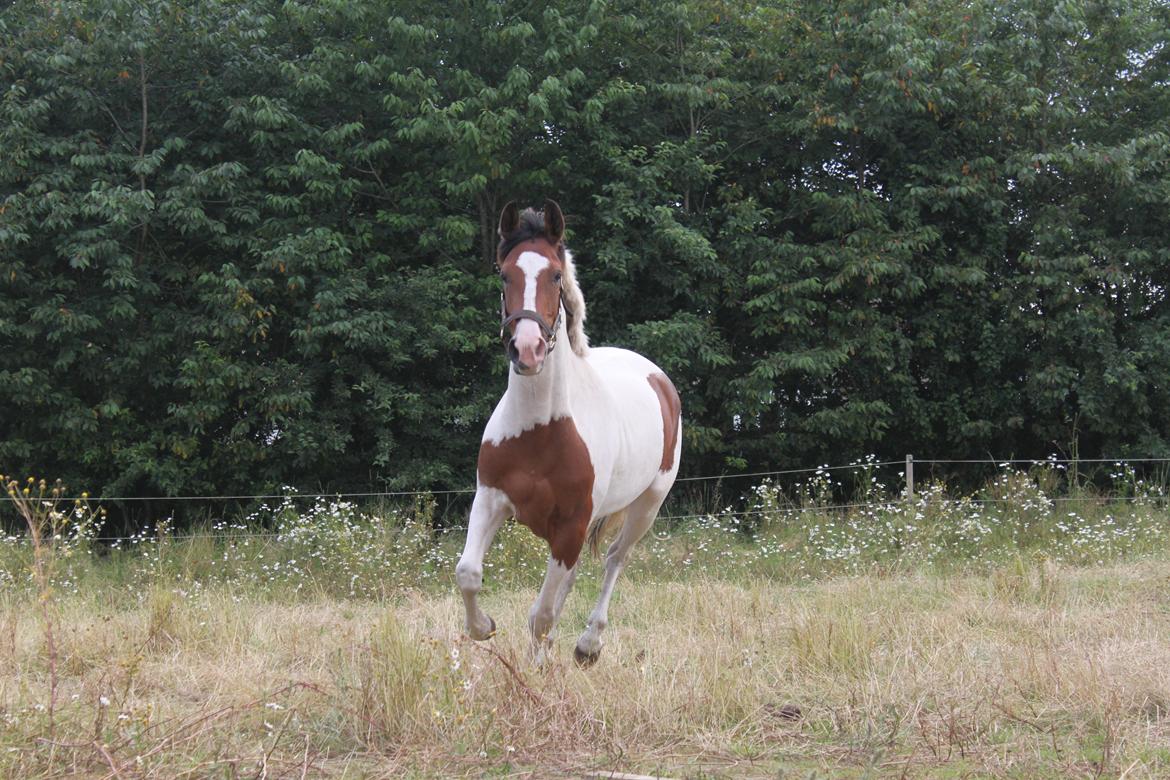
[585,510,626,558]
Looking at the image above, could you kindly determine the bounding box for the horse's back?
[577,347,681,517]
[585,346,668,391]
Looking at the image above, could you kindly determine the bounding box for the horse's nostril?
[507,338,520,362]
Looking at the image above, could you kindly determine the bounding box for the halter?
[500,292,564,353]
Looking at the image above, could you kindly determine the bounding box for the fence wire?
[2,493,1164,546]
[24,455,1170,504]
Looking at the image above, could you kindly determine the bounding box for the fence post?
[905,454,914,500]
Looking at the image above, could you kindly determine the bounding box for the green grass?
[3,562,1170,777]
[4,465,1166,602]
[0,467,1168,777]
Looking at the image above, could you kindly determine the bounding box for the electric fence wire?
[30,455,1170,503]
[3,493,1163,545]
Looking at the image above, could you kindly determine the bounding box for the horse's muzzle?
[507,334,547,375]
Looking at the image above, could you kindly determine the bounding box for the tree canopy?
[2,0,1168,520]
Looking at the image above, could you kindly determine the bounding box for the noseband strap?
[499,293,565,352]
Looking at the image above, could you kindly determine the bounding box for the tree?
[2,0,1168,528]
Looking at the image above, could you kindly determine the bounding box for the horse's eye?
[554,272,563,285]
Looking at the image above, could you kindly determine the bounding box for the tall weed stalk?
[2,475,103,738]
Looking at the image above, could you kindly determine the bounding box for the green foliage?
[2,0,1169,524]
[2,471,1166,601]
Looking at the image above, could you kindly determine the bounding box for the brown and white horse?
[455,200,682,666]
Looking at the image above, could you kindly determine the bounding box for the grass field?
[2,466,1169,778]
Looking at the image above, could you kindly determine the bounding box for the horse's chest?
[478,417,595,566]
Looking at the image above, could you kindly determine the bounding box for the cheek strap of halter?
[500,293,565,352]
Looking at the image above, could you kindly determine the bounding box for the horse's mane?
[499,208,590,357]
[497,209,549,261]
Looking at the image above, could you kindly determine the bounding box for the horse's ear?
[498,201,520,239]
[543,199,565,243]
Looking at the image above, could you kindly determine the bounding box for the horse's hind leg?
[456,486,511,640]
[574,484,668,666]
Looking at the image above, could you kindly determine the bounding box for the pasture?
[6,3,1170,777]
[2,468,1169,778]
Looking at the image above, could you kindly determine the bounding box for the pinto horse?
[455,200,682,666]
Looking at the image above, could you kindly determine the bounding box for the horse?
[455,200,682,666]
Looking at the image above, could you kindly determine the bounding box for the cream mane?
[560,249,589,357]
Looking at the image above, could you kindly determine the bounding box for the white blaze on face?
[516,251,549,310]
[512,251,551,371]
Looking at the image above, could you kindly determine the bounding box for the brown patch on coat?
[477,417,594,568]
[647,373,681,471]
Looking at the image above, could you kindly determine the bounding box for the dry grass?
[2,557,1169,778]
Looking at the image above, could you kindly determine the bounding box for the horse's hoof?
[574,645,601,667]
[470,616,496,641]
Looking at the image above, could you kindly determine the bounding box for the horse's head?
[496,200,568,376]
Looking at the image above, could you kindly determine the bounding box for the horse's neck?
[501,317,583,428]
[504,340,577,420]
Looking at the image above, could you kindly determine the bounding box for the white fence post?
[905,454,914,500]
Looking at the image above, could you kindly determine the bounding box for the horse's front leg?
[455,486,511,640]
[528,556,578,665]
